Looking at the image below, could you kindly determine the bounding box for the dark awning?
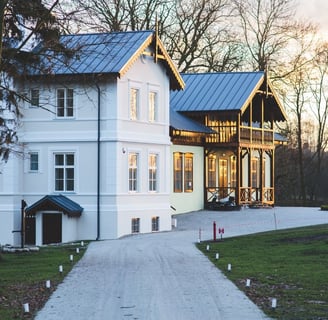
[25,195,83,217]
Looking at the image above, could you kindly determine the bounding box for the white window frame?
[30,88,39,107]
[151,216,159,232]
[56,88,74,118]
[129,88,139,120]
[128,152,139,192]
[148,153,158,192]
[148,91,158,122]
[131,218,140,233]
[29,152,39,172]
[54,152,75,192]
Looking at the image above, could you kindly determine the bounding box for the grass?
[197,224,328,320]
[0,242,88,319]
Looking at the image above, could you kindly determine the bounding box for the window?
[208,155,216,188]
[130,88,139,120]
[173,152,193,193]
[148,91,157,122]
[230,156,237,188]
[173,153,183,192]
[128,153,138,192]
[57,88,73,117]
[251,158,259,188]
[148,154,158,192]
[184,153,193,192]
[54,153,75,191]
[29,152,39,171]
[131,218,140,233]
[152,216,159,232]
[30,89,39,107]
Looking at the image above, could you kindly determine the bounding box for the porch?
[205,186,274,209]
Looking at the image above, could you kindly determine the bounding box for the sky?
[297,0,328,33]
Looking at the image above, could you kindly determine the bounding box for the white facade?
[0,38,179,246]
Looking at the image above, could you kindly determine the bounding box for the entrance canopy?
[25,195,83,217]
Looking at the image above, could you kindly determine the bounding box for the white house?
[0,31,184,246]
[0,31,287,247]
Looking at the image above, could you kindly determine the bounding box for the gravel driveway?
[35,207,327,320]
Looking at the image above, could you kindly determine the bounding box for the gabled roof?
[25,195,83,217]
[170,109,213,133]
[170,72,286,121]
[30,31,184,90]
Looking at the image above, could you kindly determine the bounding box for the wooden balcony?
[205,125,274,146]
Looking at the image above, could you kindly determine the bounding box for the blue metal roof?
[170,109,213,133]
[31,31,154,75]
[25,195,83,217]
[170,72,264,112]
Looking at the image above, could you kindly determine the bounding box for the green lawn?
[197,225,328,320]
[0,243,88,319]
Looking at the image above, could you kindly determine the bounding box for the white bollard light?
[272,298,277,309]
[59,265,63,273]
[46,280,51,288]
[70,254,74,262]
[81,241,84,246]
[206,244,210,251]
[76,248,80,254]
[215,253,219,260]
[227,263,232,271]
[246,279,251,287]
[23,303,30,313]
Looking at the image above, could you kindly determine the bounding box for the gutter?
[94,79,101,241]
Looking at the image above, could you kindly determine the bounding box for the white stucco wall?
[0,43,176,245]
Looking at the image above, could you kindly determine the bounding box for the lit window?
[184,153,193,192]
[30,89,39,107]
[148,91,157,122]
[152,216,159,232]
[54,153,75,191]
[251,158,259,188]
[29,152,39,171]
[57,88,74,117]
[208,155,216,188]
[230,156,236,188]
[148,154,158,192]
[129,153,138,192]
[130,88,139,120]
[131,218,140,233]
[173,152,183,192]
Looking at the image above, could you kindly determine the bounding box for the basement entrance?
[42,213,62,244]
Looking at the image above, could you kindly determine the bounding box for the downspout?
[95,80,101,240]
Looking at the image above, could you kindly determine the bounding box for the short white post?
[227,263,232,271]
[215,253,219,260]
[246,279,251,287]
[46,280,51,288]
[23,303,29,313]
[59,265,63,274]
[271,298,277,309]
[70,254,74,262]
[76,247,80,254]
[81,241,84,246]
[206,244,210,251]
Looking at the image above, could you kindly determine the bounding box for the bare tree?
[274,21,319,204]
[233,0,298,71]
[307,42,328,200]
[71,0,176,35]
[0,0,72,162]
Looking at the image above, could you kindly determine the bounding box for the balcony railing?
[239,187,274,204]
[205,125,274,145]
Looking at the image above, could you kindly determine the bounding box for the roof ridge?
[181,71,264,76]
[61,30,154,38]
